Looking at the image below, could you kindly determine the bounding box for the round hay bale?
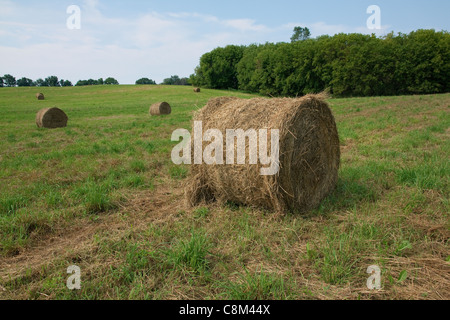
[35,107,68,129]
[36,93,45,100]
[150,102,171,116]
[193,88,201,93]
[185,94,340,213]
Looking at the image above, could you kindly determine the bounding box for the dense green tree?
[35,78,46,87]
[192,45,245,89]
[17,77,34,87]
[162,75,180,85]
[76,79,102,86]
[136,78,156,85]
[236,48,263,93]
[196,29,450,97]
[250,43,278,96]
[3,74,16,87]
[59,79,73,87]
[45,76,60,87]
[0,76,4,87]
[393,29,450,94]
[104,77,119,85]
[162,75,190,85]
[329,34,396,96]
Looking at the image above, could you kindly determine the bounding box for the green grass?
[217,268,289,300]
[165,230,212,274]
[0,86,448,300]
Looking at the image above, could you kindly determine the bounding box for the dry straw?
[35,107,68,129]
[150,102,171,116]
[185,94,340,213]
[36,93,45,100]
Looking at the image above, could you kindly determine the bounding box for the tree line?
[0,75,120,87]
[76,78,119,86]
[0,75,74,87]
[136,75,191,85]
[0,75,191,87]
[190,29,450,97]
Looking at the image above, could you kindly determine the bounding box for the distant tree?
[97,78,104,85]
[3,74,16,87]
[163,75,179,85]
[179,77,191,86]
[136,77,156,85]
[76,79,100,86]
[0,77,4,87]
[35,78,46,87]
[104,77,119,85]
[17,77,34,87]
[60,79,73,87]
[45,76,60,87]
[162,75,191,86]
[291,26,311,42]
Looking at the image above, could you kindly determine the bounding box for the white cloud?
[0,0,16,17]
[132,12,184,48]
[222,19,268,32]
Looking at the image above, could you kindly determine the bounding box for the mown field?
[0,85,448,300]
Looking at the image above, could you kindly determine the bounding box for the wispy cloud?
[222,19,268,32]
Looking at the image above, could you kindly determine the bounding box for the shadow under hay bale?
[36,93,45,100]
[193,88,201,93]
[36,108,68,129]
[150,102,171,116]
[185,94,341,213]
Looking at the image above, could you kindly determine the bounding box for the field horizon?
[0,85,448,300]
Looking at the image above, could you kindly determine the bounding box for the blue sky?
[0,0,449,84]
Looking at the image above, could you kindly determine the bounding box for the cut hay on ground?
[194,88,201,93]
[149,102,171,115]
[185,94,340,213]
[35,107,68,129]
[36,93,45,100]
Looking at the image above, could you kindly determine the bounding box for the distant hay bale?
[194,88,201,93]
[150,102,171,116]
[35,108,68,129]
[36,93,45,100]
[185,94,340,213]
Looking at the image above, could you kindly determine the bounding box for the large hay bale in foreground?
[185,94,340,213]
[150,102,171,115]
[36,108,68,128]
[193,88,201,93]
[36,93,45,100]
